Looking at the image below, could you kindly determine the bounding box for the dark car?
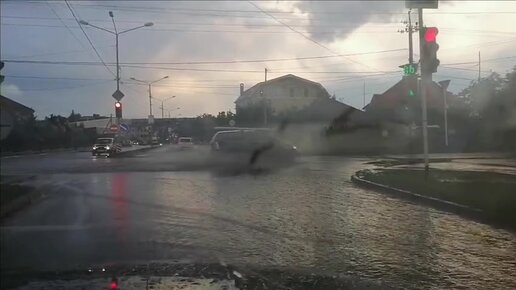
[91,137,122,156]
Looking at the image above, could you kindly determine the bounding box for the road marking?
[39,153,47,156]
[1,155,21,159]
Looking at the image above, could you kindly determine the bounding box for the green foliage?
[0,113,97,152]
[359,168,516,229]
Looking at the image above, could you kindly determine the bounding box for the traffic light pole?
[418,8,430,171]
[408,10,414,64]
[148,84,153,117]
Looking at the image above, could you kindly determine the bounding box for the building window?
[304,88,308,97]
[290,88,294,97]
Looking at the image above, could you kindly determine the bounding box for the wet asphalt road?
[1,145,515,289]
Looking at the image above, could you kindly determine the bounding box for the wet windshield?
[1,1,516,289]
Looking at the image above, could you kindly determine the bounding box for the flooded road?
[1,147,515,289]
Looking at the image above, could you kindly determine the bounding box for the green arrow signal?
[408,89,416,97]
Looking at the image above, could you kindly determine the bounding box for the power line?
[1,23,400,35]
[442,55,516,66]
[5,22,515,40]
[107,48,407,65]
[0,15,399,27]
[2,45,114,60]
[63,0,116,78]
[126,82,237,89]
[434,74,474,81]
[11,2,516,16]
[5,75,112,81]
[6,15,516,37]
[45,2,88,49]
[15,80,112,91]
[440,65,494,73]
[247,1,386,74]
[3,59,400,74]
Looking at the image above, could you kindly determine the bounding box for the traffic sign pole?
[418,8,429,172]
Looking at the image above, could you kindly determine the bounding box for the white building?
[235,74,333,115]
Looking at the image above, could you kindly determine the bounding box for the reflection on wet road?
[1,146,515,289]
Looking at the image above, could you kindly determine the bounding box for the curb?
[1,147,90,158]
[110,146,159,158]
[350,174,483,217]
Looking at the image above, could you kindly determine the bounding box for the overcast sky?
[1,1,515,119]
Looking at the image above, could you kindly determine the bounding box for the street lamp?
[157,96,176,118]
[130,76,169,117]
[79,12,153,94]
[167,107,180,118]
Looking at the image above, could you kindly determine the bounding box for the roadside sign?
[229,119,236,127]
[400,63,418,76]
[405,0,438,9]
[438,80,451,89]
[109,124,119,132]
[119,123,129,132]
[112,89,125,101]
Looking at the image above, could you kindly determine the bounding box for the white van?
[177,137,194,150]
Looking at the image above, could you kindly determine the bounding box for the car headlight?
[292,145,297,150]
[92,146,97,150]
[105,146,110,150]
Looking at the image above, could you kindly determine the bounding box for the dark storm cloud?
[291,1,406,42]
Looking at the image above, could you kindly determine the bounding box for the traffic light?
[421,27,440,74]
[404,75,418,99]
[115,101,122,118]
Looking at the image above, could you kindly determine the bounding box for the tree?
[68,110,81,122]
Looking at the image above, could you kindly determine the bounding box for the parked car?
[151,136,160,146]
[121,139,132,147]
[177,137,194,150]
[91,137,121,156]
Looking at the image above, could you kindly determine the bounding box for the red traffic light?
[424,27,438,43]
[115,102,122,118]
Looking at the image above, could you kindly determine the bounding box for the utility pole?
[363,81,366,108]
[408,10,414,64]
[130,76,168,121]
[478,51,481,82]
[418,8,429,171]
[148,84,153,116]
[159,96,175,118]
[263,68,268,127]
[79,14,153,126]
[399,9,418,65]
[438,80,451,148]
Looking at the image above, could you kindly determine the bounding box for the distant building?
[363,76,453,124]
[0,95,34,122]
[235,74,333,115]
[0,95,35,140]
[69,118,112,135]
[77,113,108,122]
